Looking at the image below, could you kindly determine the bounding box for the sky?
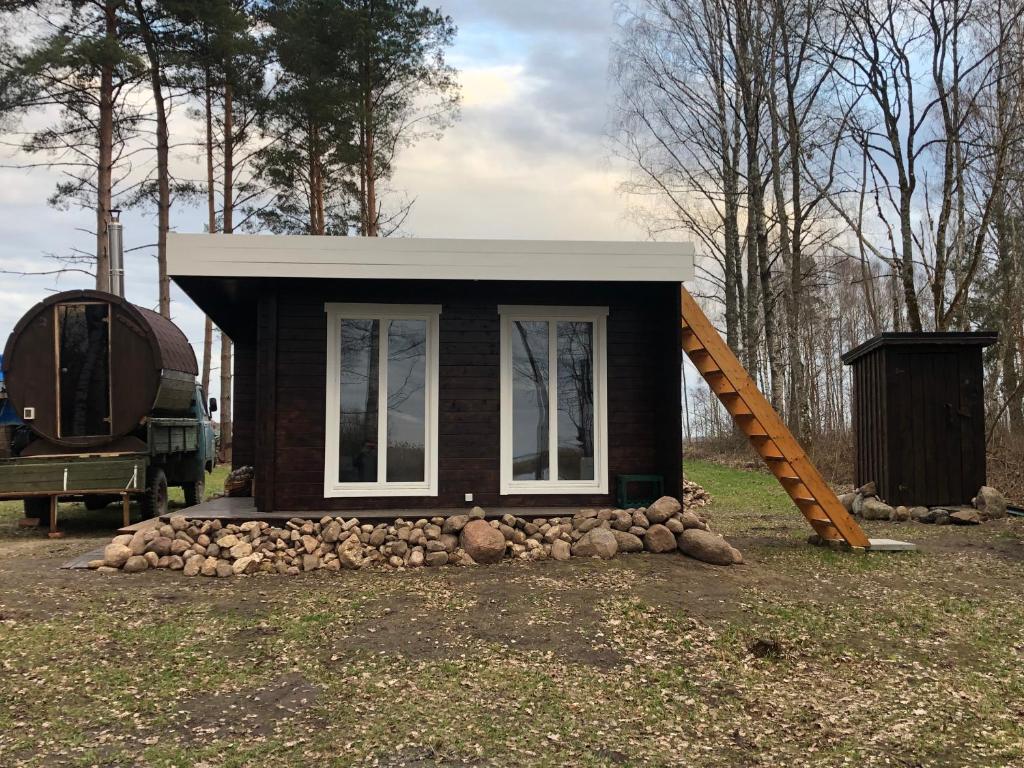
[0,0,670,400]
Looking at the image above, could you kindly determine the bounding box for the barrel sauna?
[2,289,198,450]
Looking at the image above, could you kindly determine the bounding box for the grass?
[0,459,1022,767]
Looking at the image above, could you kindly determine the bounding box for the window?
[499,306,608,495]
[324,304,440,497]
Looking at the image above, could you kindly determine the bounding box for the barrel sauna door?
[56,302,112,439]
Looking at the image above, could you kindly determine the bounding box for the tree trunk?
[201,319,213,398]
[95,1,117,292]
[223,82,234,236]
[133,0,170,317]
[201,63,216,400]
[363,15,378,238]
[365,100,377,236]
[219,79,234,464]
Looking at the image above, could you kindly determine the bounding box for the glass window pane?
[58,303,111,437]
[339,319,379,482]
[386,319,427,482]
[557,321,595,481]
[511,320,550,480]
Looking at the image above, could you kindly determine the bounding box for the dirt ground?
[1,460,1023,767]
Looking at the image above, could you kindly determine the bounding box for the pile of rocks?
[88,495,743,577]
[840,481,1009,525]
[682,479,712,509]
[224,466,254,497]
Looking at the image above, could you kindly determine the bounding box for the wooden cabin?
[168,234,694,514]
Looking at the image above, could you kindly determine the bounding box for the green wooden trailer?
[0,452,147,534]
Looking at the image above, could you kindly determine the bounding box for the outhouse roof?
[841,331,998,365]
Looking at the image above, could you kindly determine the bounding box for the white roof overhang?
[168,233,694,283]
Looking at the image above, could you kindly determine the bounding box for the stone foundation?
[89,491,744,576]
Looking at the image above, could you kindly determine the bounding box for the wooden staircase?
[681,287,871,549]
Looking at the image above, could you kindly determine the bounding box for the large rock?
[459,519,505,564]
[322,520,343,543]
[183,557,202,577]
[442,514,470,534]
[301,553,321,571]
[857,481,877,497]
[338,536,364,569]
[229,541,252,559]
[550,539,571,561]
[676,529,736,566]
[103,543,132,568]
[910,506,932,523]
[950,508,981,525]
[973,486,1007,520]
[574,517,602,533]
[611,530,644,553]
[122,555,149,573]
[611,510,633,531]
[679,510,705,530]
[646,496,681,524]
[424,551,448,567]
[572,527,618,559]
[643,524,677,553]
[838,492,857,513]
[128,531,148,556]
[852,494,866,517]
[861,499,894,521]
[146,536,173,557]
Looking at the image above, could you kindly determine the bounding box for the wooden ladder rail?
[680,287,870,549]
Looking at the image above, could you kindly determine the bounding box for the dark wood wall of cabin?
[852,343,987,507]
[257,279,682,512]
[231,341,256,468]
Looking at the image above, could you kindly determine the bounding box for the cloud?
[0,0,651,400]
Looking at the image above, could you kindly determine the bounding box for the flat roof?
[167,233,694,283]
[841,331,998,365]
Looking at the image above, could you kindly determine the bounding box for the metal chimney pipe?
[108,209,124,298]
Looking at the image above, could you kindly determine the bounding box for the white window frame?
[324,303,441,497]
[499,305,609,495]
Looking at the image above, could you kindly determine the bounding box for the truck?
[0,288,216,535]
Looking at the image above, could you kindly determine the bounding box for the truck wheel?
[23,497,49,521]
[183,478,205,507]
[141,468,169,519]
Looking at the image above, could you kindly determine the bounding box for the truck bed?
[0,452,148,497]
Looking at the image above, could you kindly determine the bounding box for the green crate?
[617,474,664,509]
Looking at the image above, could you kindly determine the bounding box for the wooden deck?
[157,495,585,524]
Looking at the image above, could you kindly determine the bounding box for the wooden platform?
[157,495,584,525]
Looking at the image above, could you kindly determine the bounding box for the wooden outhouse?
[841,332,997,507]
[169,234,694,514]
